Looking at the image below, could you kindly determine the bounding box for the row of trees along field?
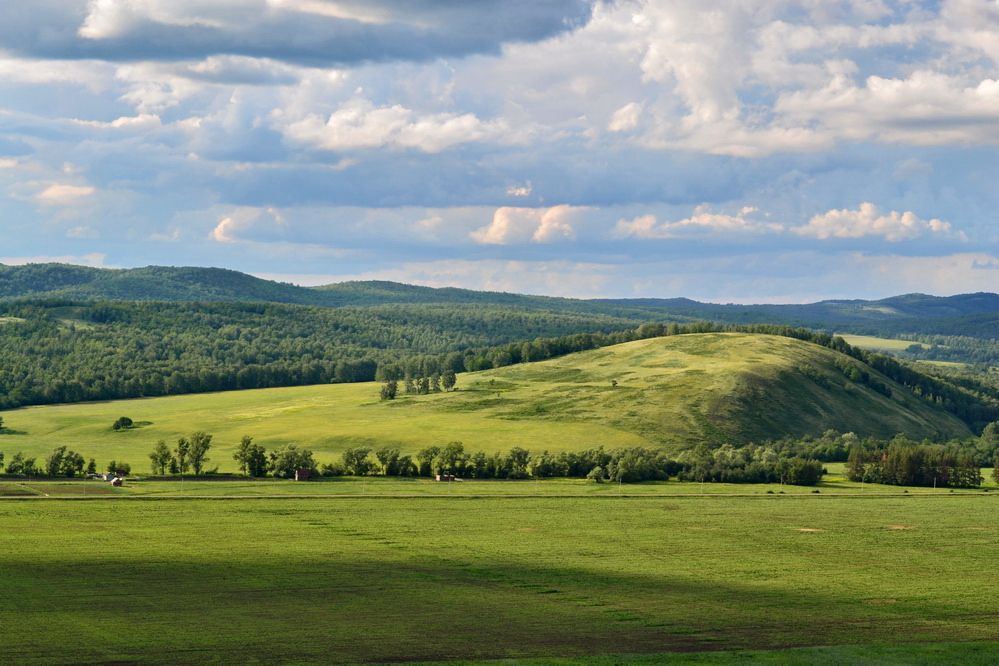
[4,428,997,487]
[3,298,999,431]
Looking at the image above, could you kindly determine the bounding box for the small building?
[294,469,313,481]
[435,474,455,482]
[110,477,124,487]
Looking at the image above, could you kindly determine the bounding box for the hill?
[0,334,971,471]
[4,263,999,331]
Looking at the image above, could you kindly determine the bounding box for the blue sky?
[2,0,998,302]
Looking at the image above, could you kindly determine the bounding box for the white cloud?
[471,205,586,245]
[209,206,286,243]
[608,101,643,132]
[793,202,961,241]
[613,205,783,239]
[35,184,96,205]
[506,181,532,197]
[71,114,163,130]
[281,99,514,153]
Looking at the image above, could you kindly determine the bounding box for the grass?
[0,334,971,473]
[3,494,999,664]
[836,334,924,351]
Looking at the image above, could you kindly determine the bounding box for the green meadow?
[836,334,924,351]
[3,494,999,664]
[0,334,970,472]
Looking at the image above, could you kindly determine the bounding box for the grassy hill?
[0,333,970,472]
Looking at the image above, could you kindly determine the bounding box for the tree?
[341,447,374,476]
[45,446,67,477]
[174,437,190,474]
[112,416,133,431]
[60,450,85,477]
[438,441,468,476]
[5,452,35,476]
[187,431,213,475]
[86,458,97,475]
[233,435,267,477]
[380,380,398,400]
[149,440,172,475]
[441,369,457,392]
[0,451,4,472]
[430,374,441,393]
[375,446,401,475]
[269,444,316,478]
[0,415,4,431]
[107,460,131,475]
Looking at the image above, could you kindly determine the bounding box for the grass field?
[3,494,999,664]
[0,334,970,473]
[836,334,924,351]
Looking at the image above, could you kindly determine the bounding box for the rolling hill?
[1,333,971,471]
[3,263,999,331]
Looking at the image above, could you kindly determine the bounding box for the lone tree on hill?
[112,416,133,431]
[380,380,398,400]
[442,369,457,392]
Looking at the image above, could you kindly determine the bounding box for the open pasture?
[0,334,969,472]
[2,494,999,664]
[836,334,924,351]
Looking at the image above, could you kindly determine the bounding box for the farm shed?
[435,474,456,482]
[294,469,313,481]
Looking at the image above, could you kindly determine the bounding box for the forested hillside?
[0,299,655,409]
[4,263,999,334]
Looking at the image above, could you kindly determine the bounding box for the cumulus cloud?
[281,99,513,152]
[35,184,96,205]
[793,203,961,242]
[608,101,643,132]
[471,205,586,245]
[613,206,783,239]
[506,181,532,197]
[209,206,286,243]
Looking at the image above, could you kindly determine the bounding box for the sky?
[1,0,999,303]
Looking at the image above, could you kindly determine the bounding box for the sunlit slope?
[2,333,970,470]
[466,332,971,445]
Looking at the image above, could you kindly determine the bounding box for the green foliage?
[269,444,316,478]
[187,431,212,475]
[844,437,984,488]
[232,436,267,477]
[379,380,397,400]
[112,416,133,431]
[340,447,374,476]
[5,452,36,476]
[44,446,85,477]
[106,460,131,475]
[149,440,172,475]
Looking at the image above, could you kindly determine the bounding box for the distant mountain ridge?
[3,262,999,328]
